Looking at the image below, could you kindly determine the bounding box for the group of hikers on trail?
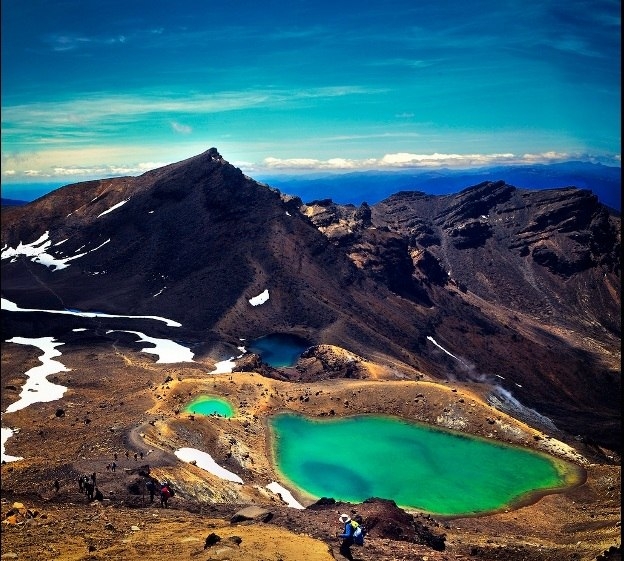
[145,478,174,507]
[63,449,175,509]
[105,449,144,472]
[76,472,103,502]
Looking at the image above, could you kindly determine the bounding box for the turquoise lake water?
[269,412,583,517]
[184,396,235,418]
[247,333,311,367]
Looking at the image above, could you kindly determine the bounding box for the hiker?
[94,487,104,501]
[337,513,355,560]
[134,452,138,461]
[160,482,172,508]
[140,451,144,460]
[85,480,95,501]
[91,472,96,486]
[145,479,156,503]
[82,475,90,494]
[111,461,116,473]
[53,479,60,493]
[78,475,84,493]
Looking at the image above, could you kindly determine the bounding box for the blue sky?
[1,0,620,187]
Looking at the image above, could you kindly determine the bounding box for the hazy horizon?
[2,159,620,211]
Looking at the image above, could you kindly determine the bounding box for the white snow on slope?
[2,298,181,327]
[249,289,270,306]
[1,231,110,271]
[97,198,129,217]
[4,337,69,414]
[266,482,305,509]
[106,330,194,363]
[1,427,23,463]
[210,346,247,374]
[426,336,470,367]
[174,447,243,483]
[1,336,71,463]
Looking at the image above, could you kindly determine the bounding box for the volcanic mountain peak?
[1,149,621,560]
[1,149,621,451]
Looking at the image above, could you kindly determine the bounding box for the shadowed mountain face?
[1,148,621,451]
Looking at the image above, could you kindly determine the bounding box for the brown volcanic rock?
[303,180,621,450]
[1,148,620,454]
[0,351,620,561]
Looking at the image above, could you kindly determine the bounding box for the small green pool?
[183,395,235,418]
[269,412,584,517]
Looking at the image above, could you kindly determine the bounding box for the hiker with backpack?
[336,513,365,560]
[160,481,174,508]
[145,479,156,503]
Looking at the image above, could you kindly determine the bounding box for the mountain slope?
[1,149,621,451]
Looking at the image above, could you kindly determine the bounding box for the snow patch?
[210,347,246,374]
[106,330,194,363]
[426,336,468,366]
[1,427,23,463]
[1,231,110,271]
[4,337,69,414]
[2,298,181,327]
[266,482,305,509]
[249,289,270,306]
[97,198,129,218]
[174,447,243,483]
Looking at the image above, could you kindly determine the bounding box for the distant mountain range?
[2,160,621,211]
[1,148,621,452]
[256,161,621,211]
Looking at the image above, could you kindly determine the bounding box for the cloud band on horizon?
[2,149,620,184]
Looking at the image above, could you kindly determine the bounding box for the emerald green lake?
[184,396,235,418]
[269,412,583,517]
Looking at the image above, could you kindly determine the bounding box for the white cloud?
[2,146,619,183]
[2,148,173,180]
[2,87,375,134]
[53,166,109,176]
[110,162,170,174]
[263,156,369,170]
[171,121,192,134]
[379,152,517,166]
[259,151,586,172]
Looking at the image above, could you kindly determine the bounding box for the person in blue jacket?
[337,513,355,560]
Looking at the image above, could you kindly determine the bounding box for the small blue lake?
[247,333,311,367]
[183,396,235,418]
[269,412,584,517]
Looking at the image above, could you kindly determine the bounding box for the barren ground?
[1,342,621,561]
